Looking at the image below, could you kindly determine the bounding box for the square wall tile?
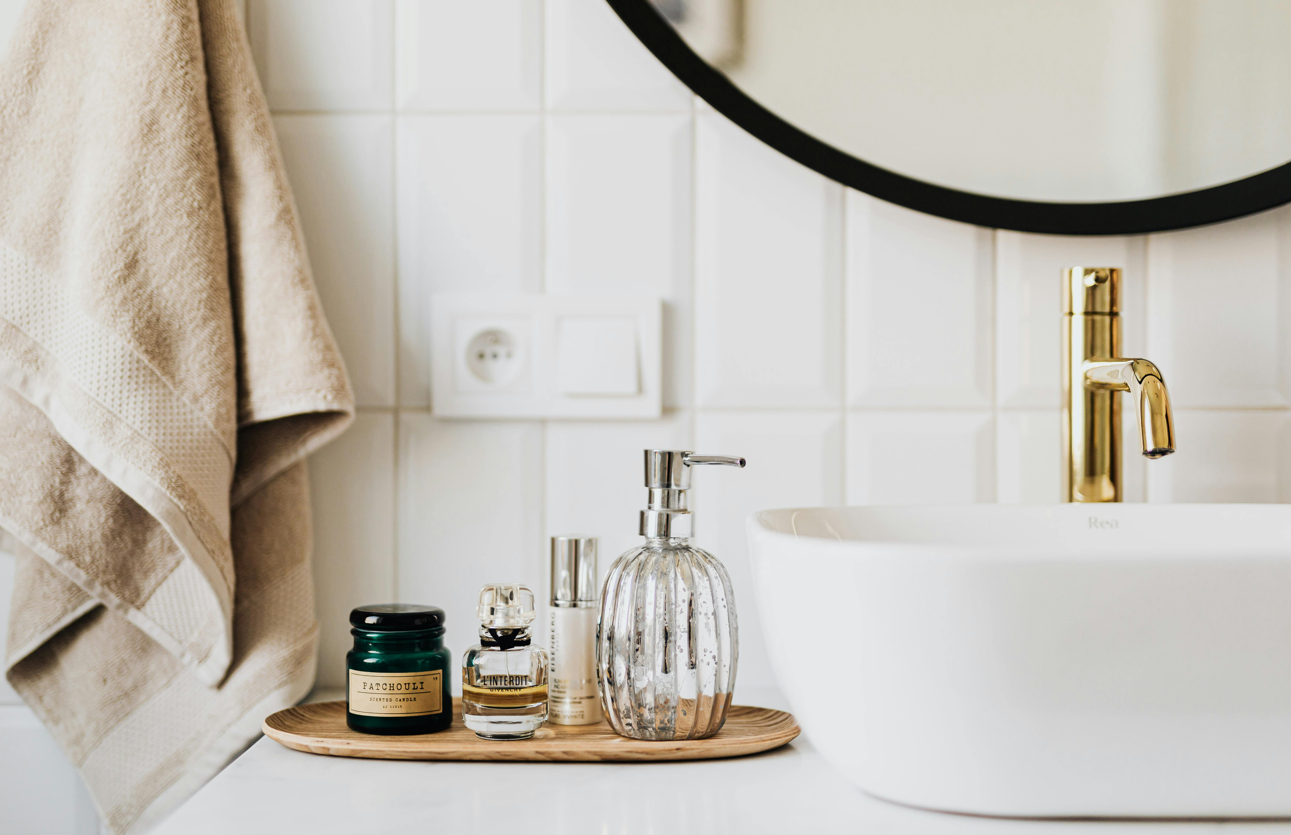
[398,415,544,664]
[546,114,692,407]
[275,116,394,407]
[546,0,692,111]
[998,408,1145,503]
[0,709,100,835]
[0,550,17,704]
[0,0,25,60]
[1148,209,1288,408]
[395,0,541,111]
[848,194,993,408]
[1146,410,1290,503]
[544,412,692,589]
[694,411,844,691]
[996,410,1060,504]
[1118,404,1147,503]
[847,412,995,503]
[249,0,393,111]
[695,113,843,409]
[996,233,1145,408]
[397,116,542,406]
[308,413,395,688]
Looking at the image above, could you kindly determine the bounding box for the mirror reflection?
[653,0,1291,203]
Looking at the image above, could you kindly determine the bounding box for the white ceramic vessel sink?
[748,504,1291,818]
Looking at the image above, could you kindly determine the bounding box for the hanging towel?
[0,0,354,831]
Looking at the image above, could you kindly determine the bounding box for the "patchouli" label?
[348,669,443,717]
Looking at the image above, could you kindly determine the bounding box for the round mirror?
[611,0,1291,234]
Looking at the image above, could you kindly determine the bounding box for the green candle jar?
[346,604,452,735]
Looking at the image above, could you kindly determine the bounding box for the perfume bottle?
[548,536,602,725]
[597,450,745,741]
[462,584,549,740]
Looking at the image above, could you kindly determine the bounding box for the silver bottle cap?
[550,536,598,607]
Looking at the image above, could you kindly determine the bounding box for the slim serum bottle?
[462,584,549,740]
[548,536,601,725]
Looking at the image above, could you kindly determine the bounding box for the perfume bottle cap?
[477,584,536,629]
[551,536,598,607]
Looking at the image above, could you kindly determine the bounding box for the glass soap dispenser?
[596,450,746,741]
[462,584,549,740]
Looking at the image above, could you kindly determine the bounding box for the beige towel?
[0,1,354,832]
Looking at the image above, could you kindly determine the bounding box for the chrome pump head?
[639,450,745,539]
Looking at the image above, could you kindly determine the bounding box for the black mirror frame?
[608,0,1291,235]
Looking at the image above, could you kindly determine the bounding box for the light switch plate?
[431,294,661,419]
[554,315,640,396]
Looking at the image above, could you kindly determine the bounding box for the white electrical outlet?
[453,316,531,393]
[431,294,661,419]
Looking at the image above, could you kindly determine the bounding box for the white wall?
[256,0,1291,697]
[5,1,1291,831]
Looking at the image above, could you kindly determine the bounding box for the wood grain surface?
[263,699,800,762]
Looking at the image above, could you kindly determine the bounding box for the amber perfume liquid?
[462,628,548,739]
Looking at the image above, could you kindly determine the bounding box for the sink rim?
[748,504,1291,556]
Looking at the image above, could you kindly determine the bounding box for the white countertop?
[154,688,1291,835]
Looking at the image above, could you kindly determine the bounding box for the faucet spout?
[1062,266,1175,503]
[1083,359,1175,459]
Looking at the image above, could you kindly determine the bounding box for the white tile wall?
[395,1,542,112]
[546,113,694,407]
[1147,410,1291,503]
[275,115,396,407]
[847,412,995,504]
[546,0,691,111]
[996,411,1061,504]
[995,232,1146,408]
[397,415,544,665]
[6,2,1291,829]
[544,412,693,570]
[848,194,993,408]
[695,411,844,690]
[1148,209,1291,408]
[397,114,543,406]
[308,413,396,688]
[695,112,843,409]
[0,550,18,704]
[0,707,100,834]
[249,0,393,112]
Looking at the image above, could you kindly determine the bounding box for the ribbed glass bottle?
[595,536,738,740]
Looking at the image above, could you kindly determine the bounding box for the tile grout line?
[389,2,401,601]
[689,91,700,448]
[360,403,1291,415]
[989,225,999,503]
[538,0,550,596]
[838,188,849,505]
[1142,233,1152,503]
[267,108,696,117]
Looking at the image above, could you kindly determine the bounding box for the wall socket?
[454,316,531,393]
[431,294,661,419]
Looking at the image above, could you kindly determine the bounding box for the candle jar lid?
[349,603,445,632]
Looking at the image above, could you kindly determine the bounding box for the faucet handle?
[1064,267,1120,315]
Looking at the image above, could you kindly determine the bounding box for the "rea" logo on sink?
[1088,517,1119,530]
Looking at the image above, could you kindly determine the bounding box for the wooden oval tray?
[263,699,799,762]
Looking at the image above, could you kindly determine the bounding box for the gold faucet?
[1062,267,1175,502]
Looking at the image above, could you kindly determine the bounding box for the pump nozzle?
[640,450,745,539]
[684,454,746,468]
